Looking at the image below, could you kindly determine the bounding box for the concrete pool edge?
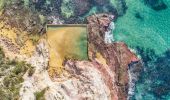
[46,24,89,76]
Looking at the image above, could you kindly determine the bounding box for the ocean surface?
[113,0,170,99]
[114,0,170,55]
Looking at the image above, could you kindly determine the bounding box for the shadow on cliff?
[132,46,170,99]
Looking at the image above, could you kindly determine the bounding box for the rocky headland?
[0,4,142,99]
[19,14,142,100]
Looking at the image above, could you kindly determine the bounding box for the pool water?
[47,25,88,76]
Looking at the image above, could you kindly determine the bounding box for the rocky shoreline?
[86,14,142,99]
[0,12,142,99]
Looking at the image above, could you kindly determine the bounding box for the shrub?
[0,47,34,99]
[28,66,35,76]
[13,61,27,75]
[61,0,74,18]
[35,89,46,100]
[0,47,5,62]
[29,34,40,45]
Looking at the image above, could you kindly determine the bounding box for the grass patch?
[0,47,35,99]
[29,34,40,45]
[35,88,46,100]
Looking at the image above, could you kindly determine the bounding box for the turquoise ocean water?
[114,0,170,55]
[113,0,170,100]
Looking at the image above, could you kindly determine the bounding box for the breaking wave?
[127,61,143,100]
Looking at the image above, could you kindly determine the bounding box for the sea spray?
[127,61,143,100]
[104,22,115,44]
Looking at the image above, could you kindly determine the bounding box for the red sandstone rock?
[54,14,141,100]
[86,14,140,100]
[44,13,141,100]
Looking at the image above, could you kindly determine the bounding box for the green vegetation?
[0,0,5,10]
[0,0,19,11]
[0,47,35,100]
[61,0,74,18]
[23,0,29,8]
[35,88,46,100]
[0,0,12,11]
[29,34,40,45]
[77,31,88,60]
[39,14,46,24]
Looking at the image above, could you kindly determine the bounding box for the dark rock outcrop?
[73,0,92,16]
[31,0,62,14]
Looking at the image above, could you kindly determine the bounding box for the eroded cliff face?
[86,14,142,100]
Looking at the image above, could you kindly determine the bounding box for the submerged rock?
[114,0,128,16]
[73,0,92,16]
[144,0,168,11]
[92,0,110,6]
